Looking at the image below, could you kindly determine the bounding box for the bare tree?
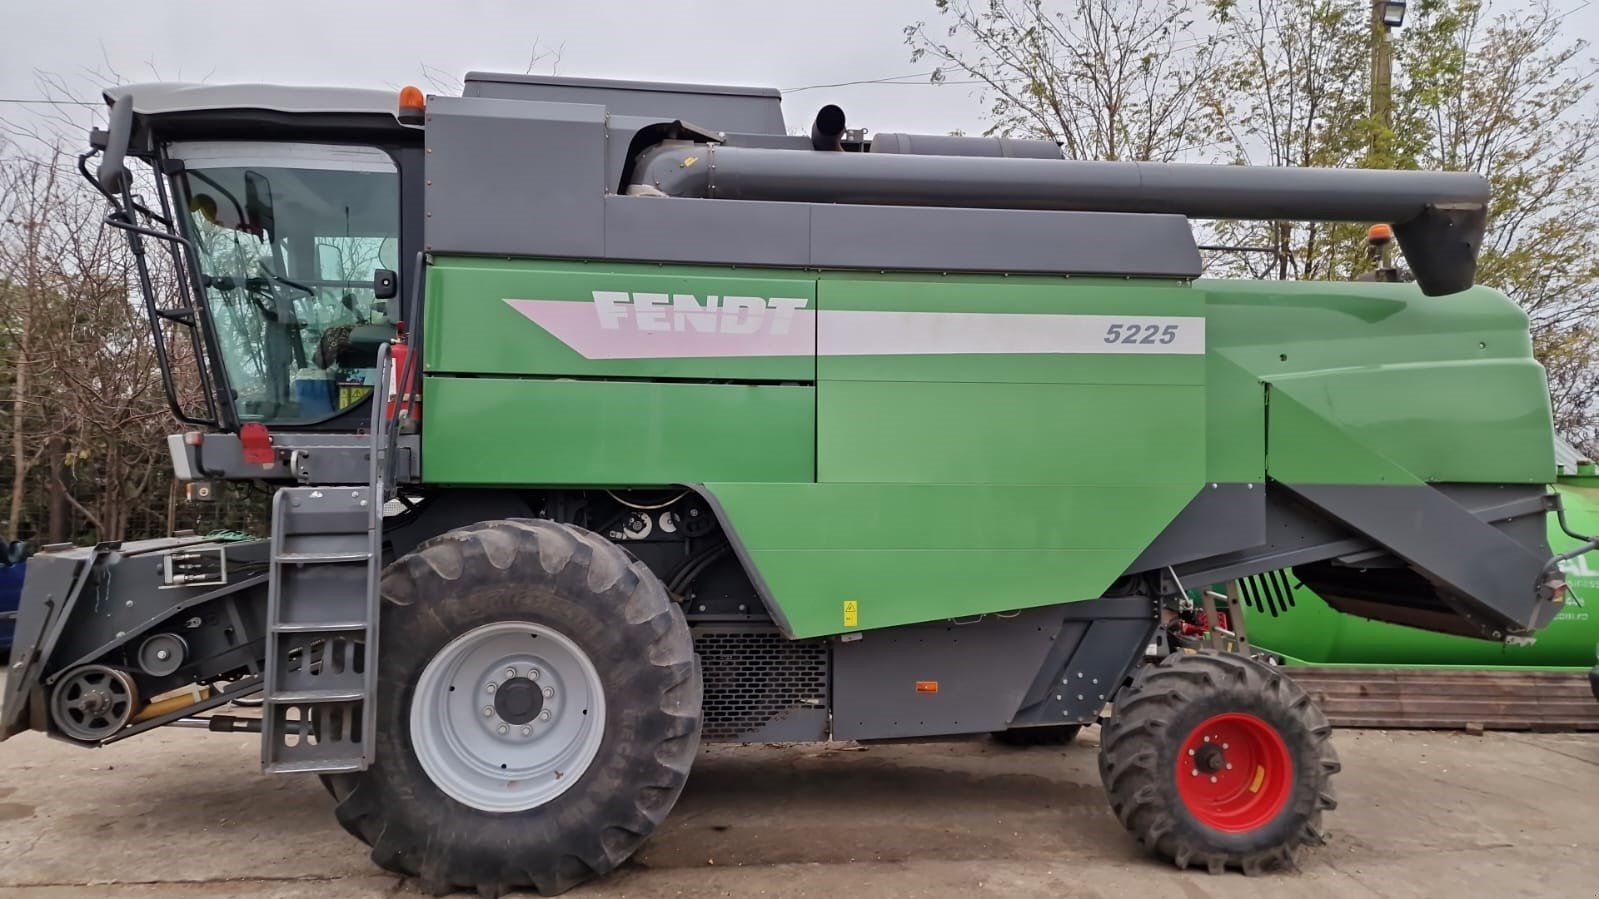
[905,0,1229,161]
[1201,0,1374,281]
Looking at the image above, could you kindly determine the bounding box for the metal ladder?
[261,346,394,773]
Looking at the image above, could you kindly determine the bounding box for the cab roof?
[102,82,399,118]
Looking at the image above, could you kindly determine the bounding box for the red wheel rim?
[1174,712,1293,832]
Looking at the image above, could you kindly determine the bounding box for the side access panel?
[709,274,1207,638]
[831,600,1155,740]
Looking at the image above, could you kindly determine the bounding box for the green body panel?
[420,256,1556,638]
[1266,389,1423,486]
[743,273,1204,637]
[1244,482,1599,669]
[422,378,814,485]
[704,483,1198,634]
[1267,361,1554,484]
[1200,280,1555,485]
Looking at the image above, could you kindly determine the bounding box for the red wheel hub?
[1174,712,1292,832]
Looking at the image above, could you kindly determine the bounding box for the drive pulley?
[50,665,139,742]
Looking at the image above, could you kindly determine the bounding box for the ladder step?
[265,689,367,703]
[264,759,365,775]
[270,621,370,633]
[274,551,372,563]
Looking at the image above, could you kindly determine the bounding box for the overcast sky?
[2,0,1595,144]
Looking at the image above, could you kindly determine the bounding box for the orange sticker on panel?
[915,681,939,694]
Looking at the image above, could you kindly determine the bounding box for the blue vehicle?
[0,542,25,654]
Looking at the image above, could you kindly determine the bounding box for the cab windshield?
[169,142,399,426]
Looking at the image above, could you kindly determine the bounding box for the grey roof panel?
[464,71,780,100]
[464,71,786,135]
[103,82,400,118]
[1556,436,1590,475]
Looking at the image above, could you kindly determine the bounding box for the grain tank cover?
[463,72,786,135]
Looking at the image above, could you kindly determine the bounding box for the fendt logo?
[592,291,811,335]
[503,289,1206,361]
[503,291,817,360]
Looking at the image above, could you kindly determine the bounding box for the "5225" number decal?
[1103,322,1180,345]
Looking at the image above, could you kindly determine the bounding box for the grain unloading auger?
[1,73,1583,895]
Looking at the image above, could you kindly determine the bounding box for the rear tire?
[324,519,701,896]
[1098,651,1337,874]
[992,724,1082,747]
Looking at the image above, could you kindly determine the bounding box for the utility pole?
[1369,1,1405,164]
[1368,1,1405,276]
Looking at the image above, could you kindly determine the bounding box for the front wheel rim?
[410,621,607,813]
[1175,712,1293,832]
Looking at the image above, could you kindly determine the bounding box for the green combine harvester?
[0,74,1587,895]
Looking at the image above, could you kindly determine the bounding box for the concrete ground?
[0,720,1593,898]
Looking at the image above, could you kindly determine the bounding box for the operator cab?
[88,83,420,432]
[175,141,399,424]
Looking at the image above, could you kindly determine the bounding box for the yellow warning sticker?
[843,600,859,628]
[1249,765,1266,793]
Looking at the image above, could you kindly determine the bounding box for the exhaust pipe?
[811,105,846,151]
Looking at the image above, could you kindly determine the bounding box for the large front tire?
[1098,651,1338,874]
[326,519,701,896]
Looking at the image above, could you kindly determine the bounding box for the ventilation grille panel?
[695,627,827,741]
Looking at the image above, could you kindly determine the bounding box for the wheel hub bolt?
[482,706,494,717]
[539,710,551,721]
[505,668,518,680]
[486,683,496,693]
[497,724,509,734]
[543,686,554,698]
[531,669,540,680]
[521,725,532,736]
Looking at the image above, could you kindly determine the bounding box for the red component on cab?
[387,339,421,424]
[238,422,275,465]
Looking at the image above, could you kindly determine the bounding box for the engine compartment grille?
[694,627,828,741]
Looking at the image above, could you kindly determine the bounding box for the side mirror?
[96,94,135,194]
[374,269,399,300]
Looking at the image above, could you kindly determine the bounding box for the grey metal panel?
[730,708,829,743]
[1282,482,1554,635]
[463,72,786,135]
[809,205,1202,279]
[604,196,812,268]
[831,607,1064,740]
[1,551,90,739]
[1127,483,1268,573]
[1011,617,1156,727]
[1170,487,1375,587]
[424,96,606,258]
